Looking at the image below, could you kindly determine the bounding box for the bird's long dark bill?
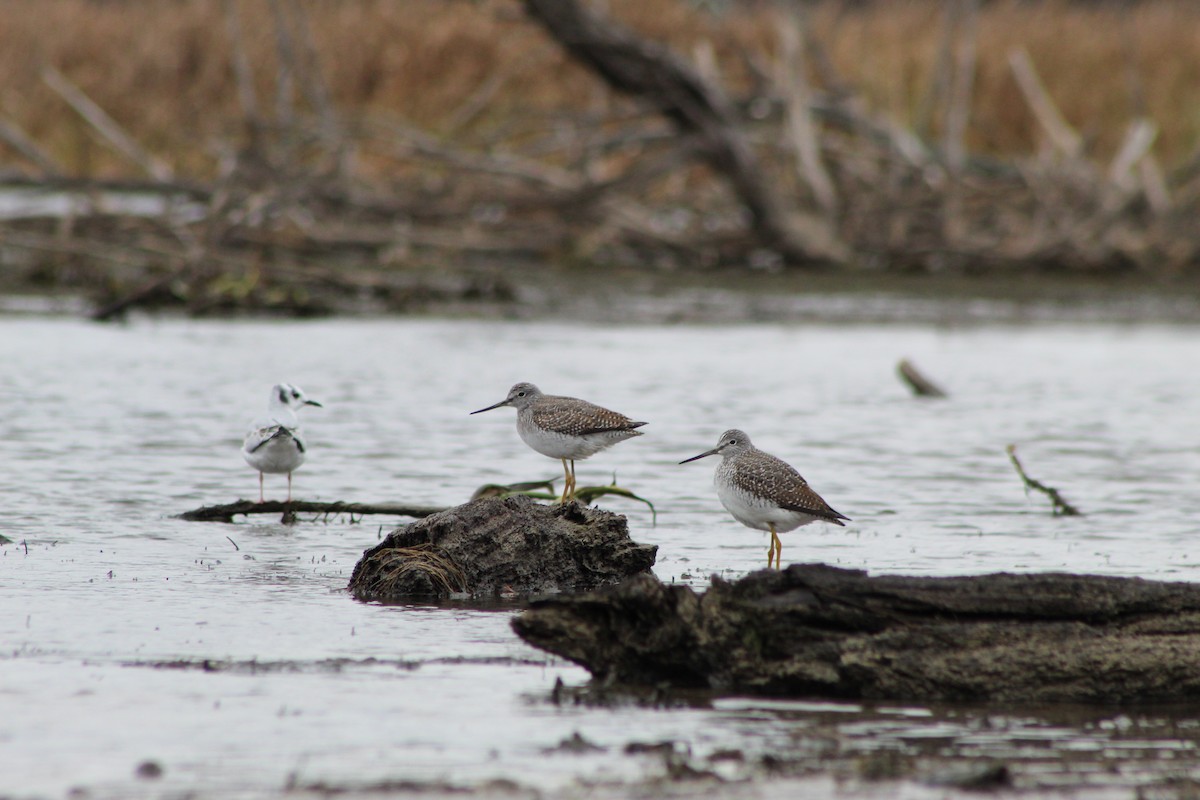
[305,400,324,407]
[679,448,720,464]
[469,399,508,415]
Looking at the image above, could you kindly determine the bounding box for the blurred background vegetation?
[3,0,1197,173]
[1,0,1197,315]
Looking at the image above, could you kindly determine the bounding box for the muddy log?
[512,564,1200,703]
[348,495,657,601]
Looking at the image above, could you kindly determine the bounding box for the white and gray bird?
[242,383,322,503]
[470,382,646,503]
[680,429,849,569]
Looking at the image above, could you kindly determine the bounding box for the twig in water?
[1006,444,1082,516]
[897,359,948,398]
[226,536,240,551]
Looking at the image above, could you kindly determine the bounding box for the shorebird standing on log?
[471,382,646,504]
[242,383,322,503]
[681,429,849,569]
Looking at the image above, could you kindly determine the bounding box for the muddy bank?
[513,564,1200,703]
[7,262,1200,326]
[347,495,657,601]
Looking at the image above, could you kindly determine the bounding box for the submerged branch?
[178,499,446,523]
[1005,444,1083,516]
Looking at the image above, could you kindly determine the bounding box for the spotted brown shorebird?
[680,429,849,569]
[471,382,646,503]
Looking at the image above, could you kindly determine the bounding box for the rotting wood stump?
[512,564,1200,703]
[347,495,657,601]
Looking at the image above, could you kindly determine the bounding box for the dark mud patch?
[120,656,422,675]
[282,776,534,798]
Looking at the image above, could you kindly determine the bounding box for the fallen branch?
[522,0,847,265]
[178,499,446,523]
[89,263,191,322]
[1006,444,1082,516]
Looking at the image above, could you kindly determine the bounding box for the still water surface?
[2,313,1200,798]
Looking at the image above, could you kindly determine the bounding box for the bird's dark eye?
[292,391,300,399]
[517,392,526,397]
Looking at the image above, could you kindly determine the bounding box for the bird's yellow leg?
[769,524,782,570]
[559,459,571,503]
[567,459,577,501]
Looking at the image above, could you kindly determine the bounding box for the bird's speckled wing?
[530,395,647,437]
[730,450,848,524]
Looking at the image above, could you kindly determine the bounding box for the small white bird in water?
[470,382,646,503]
[242,383,322,503]
[680,429,849,570]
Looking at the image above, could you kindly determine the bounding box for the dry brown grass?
[811,0,1200,162]
[0,0,1197,177]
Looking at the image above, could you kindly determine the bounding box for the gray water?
[3,312,1200,799]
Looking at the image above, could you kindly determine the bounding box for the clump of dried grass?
[356,545,468,599]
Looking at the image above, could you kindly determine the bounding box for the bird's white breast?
[242,428,306,474]
[714,471,819,533]
[516,414,630,460]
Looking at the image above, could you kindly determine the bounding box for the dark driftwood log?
[178,499,445,523]
[513,565,1200,703]
[522,0,844,266]
[348,495,657,600]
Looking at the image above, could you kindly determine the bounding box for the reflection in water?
[1,315,1199,798]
